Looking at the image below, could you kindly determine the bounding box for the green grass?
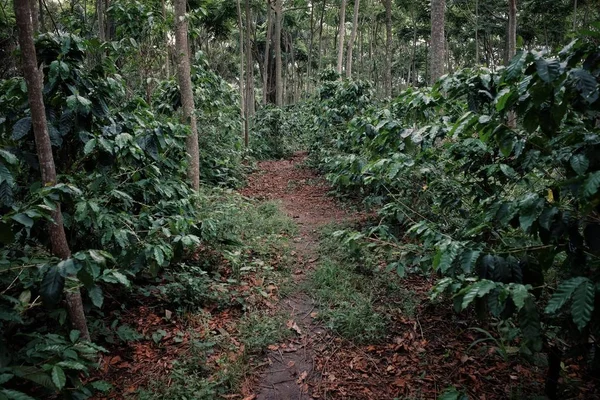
[137,195,296,398]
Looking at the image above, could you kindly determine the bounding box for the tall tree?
[345,0,360,77]
[174,0,200,190]
[336,0,347,75]
[236,0,247,145]
[13,0,90,340]
[508,0,517,60]
[263,0,273,105]
[274,0,283,106]
[97,0,105,41]
[384,0,392,95]
[29,0,39,32]
[430,0,445,83]
[245,0,254,122]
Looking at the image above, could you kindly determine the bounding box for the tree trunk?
[508,0,517,61]
[13,0,90,341]
[162,0,170,78]
[430,0,445,84]
[236,0,247,147]
[29,0,40,32]
[384,0,391,96]
[345,0,359,78]
[507,0,517,128]
[475,0,479,65]
[174,0,200,190]
[306,0,315,93]
[244,0,254,145]
[97,0,105,41]
[317,0,326,76]
[274,0,283,106]
[336,0,346,75]
[263,0,272,105]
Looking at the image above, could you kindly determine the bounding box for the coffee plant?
[311,35,600,394]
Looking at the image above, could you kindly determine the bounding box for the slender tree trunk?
[97,0,105,41]
[317,0,326,76]
[411,7,418,86]
[162,0,170,78]
[336,0,347,75]
[345,0,359,77]
[274,0,283,106]
[174,0,200,190]
[244,0,254,143]
[508,0,517,61]
[263,0,272,105]
[307,0,314,93]
[29,0,40,32]
[236,0,247,146]
[507,0,517,128]
[384,0,391,95]
[475,0,479,65]
[430,0,445,83]
[14,0,90,341]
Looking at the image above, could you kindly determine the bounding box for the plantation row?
[299,33,600,396]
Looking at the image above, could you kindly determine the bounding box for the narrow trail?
[241,153,361,400]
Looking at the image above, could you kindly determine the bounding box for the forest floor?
[91,153,597,400]
[241,153,596,400]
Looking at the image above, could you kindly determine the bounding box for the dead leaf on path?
[287,360,296,368]
[267,344,279,351]
[310,311,319,318]
[286,319,302,335]
[296,370,308,384]
[242,395,256,400]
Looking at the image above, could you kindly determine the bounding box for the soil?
[241,152,365,400]
[242,153,599,400]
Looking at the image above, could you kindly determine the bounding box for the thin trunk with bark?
[274,0,283,106]
[430,0,445,83]
[336,0,346,75]
[317,0,326,76]
[507,0,517,128]
[263,0,272,105]
[384,0,392,96]
[14,0,90,341]
[244,0,254,144]
[174,0,200,190]
[237,0,247,146]
[97,0,105,41]
[345,0,360,77]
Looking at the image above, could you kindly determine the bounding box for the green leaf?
[70,330,80,343]
[56,361,87,370]
[583,171,600,198]
[11,213,34,228]
[11,117,31,140]
[545,277,588,314]
[518,296,542,352]
[84,138,97,155]
[153,247,164,266]
[518,194,544,232]
[572,280,595,331]
[88,285,104,308]
[509,284,530,310]
[40,266,65,306]
[570,154,589,176]
[0,374,13,385]
[51,366,66,390]
[505,51,527,81]
[570,68,599,104]
[539,207,559,230]
[535,57,561,83]
[0,149,18,165]
[460,280,497,310]
[1,389,37,400]
[458,249,481,274]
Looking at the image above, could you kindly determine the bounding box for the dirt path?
[241,153,360,399]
